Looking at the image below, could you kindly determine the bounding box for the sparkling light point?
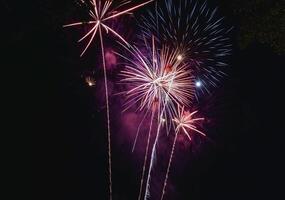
[177,55,183,61]
[196,81,202,87]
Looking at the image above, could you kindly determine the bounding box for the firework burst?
[119,37,195,153]
[139,0,232,98]
[119,38,195,127]
[64,1,153,200]
[64,0,154,56]
[118,37,195,200]
[160,106,205,200]
[173,106,206,141]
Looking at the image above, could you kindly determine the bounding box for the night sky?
[6,0,284,199]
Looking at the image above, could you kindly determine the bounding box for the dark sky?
[5,0,284,199]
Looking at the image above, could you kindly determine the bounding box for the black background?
[5,0,284,199]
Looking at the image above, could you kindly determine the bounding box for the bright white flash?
[195,81,202,87]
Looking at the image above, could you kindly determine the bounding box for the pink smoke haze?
[105,49,117,70]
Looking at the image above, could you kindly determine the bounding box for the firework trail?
[160,106,205,200]
[143,95,173,200]
[132,110,150,153]
[143,109,162,200]
[160,128,178,200]
[139,0,232,98]
[63,1,153,199]
[138,110,155,200]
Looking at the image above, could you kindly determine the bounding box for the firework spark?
[139,0,232,98]
[118,37,195,200]
[85,76,96,86]
[64,1,153,200]
[160,106,205,200]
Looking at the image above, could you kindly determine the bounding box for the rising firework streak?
[63,1,153,199]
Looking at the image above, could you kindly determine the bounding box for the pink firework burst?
[173,106,206,141]
[64,0,154,56]
[160,106,205,200]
